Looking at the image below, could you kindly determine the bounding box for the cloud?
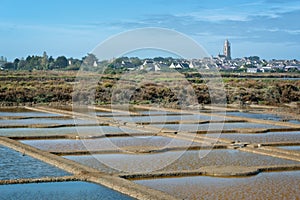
[174,0,300,23]
[2,0,300,60]
[177,12,250,22]
[264,0,300,3]
[94,5,300,47]
[254,27,300,35]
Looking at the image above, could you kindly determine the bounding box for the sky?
[0,0,300,61]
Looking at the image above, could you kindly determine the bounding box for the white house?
[93,61,98,67]
[175,63,183,69]
[141,60,161,71]
[189,62,195,69]
[247,68,258,73]
[169,63,176,69]
[154,63,161,71]
[262,66,272,72]
[285,66,300,71]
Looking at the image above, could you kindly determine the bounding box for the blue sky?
[1,0,300,60]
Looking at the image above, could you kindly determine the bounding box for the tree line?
[1,53,181,72]
[1,52,99,71]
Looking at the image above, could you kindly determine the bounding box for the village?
[107,55,300,73]
[106,40,300,73]
[1,40,300,73]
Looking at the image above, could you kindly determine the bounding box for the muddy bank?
[120,164,300,180]
[0,176,79,185]
[194,127,300,134]
[0,116,70,120]
[136,119,247,125]
[9,132,157,140]
[49,144,228,156]
[259,141,300,146]
[240,146,300,162]
[0,123,109,129]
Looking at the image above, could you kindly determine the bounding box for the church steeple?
[224,39,231,60]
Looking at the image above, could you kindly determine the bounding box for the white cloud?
[175,1,300,23]
[253,27,300,35]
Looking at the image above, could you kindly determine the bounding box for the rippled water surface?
[0,145,69,180]
[0,126,146,137]
[137,110,183,115]
[0,118,95,126]
[135,171,300,200]
[153,122,286,132]
[0,108,61,117]
[113,114,226,123]
[22,136,201,152]
[224,112,300,124]
[0,181,133,200]
[65,149,299,174]
[211,131,300,143]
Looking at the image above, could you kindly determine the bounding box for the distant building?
[285,66,300,72]
[169,62,190,69]
[224,39,231,60]
[140,60,161,71]
[247,68,258,73]
[169,63,177,69]
[189,62,195,69]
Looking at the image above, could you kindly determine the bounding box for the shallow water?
[97,110,188,117]
[113,114,225,123]
[153,122,286,132]
[289,120,300,124]
[0,145,69,180]
[65,149,299,174]
[135,171,300,200]
[278,146,300,151]
[0,181,133,200]
[95,111,134,116]
[0,126,146,137]
[224,111,300,124]
[137,110,183,115]
[0,118,94,126]
[22,136,201,152]
[211,131,300,143]
[0,108,61,117]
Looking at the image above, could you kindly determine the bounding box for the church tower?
[224,39,231,60]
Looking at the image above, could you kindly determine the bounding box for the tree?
[17,60,26,70]
[247,56,260,61]
[130,57,142,67]
[82,53,98,66]
[26,56,32,62]
[153,57,165,62]
[13,58,20,69]
[47,56,55,70]
[48,56,55,63]
[55,56,68,69]
[3,62,15,70]
[41,51,48,69]
[66,58,82,71]
[24,55,42,70]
